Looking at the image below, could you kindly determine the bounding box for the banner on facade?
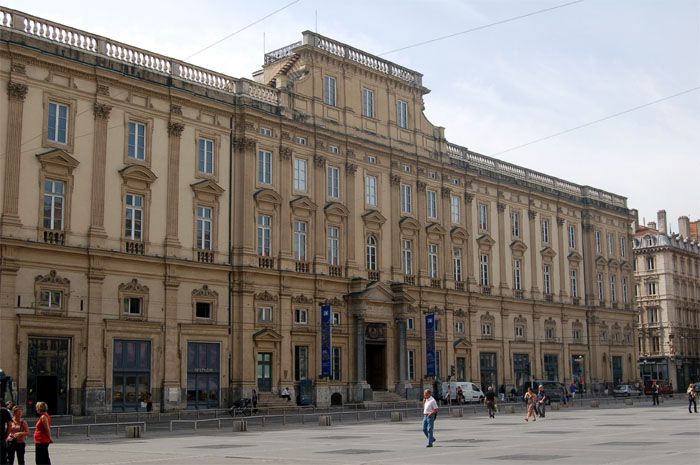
[425,313,436,378]
[321,305,332,378]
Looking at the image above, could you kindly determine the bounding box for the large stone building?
[634,210,700,390]
[0,8,638,415]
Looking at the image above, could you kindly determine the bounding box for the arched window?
[366,235,377,270]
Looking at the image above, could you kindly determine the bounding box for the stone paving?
[30,398,700,464]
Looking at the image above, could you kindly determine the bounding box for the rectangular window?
[295,136,307,145]
[257,215,271,256]
[43,180,65,230]
[569,225,576,249]
[327,166,339,198]
[196,206,212,250]
[293,158,307,192]
[482,323,492,336]
[365,175,377,206]
[39,290,62,310]
[294,346,308,381]
[293,221,307,261]
[408,350,415,381]
[331,347,341,381]
[544,354,558,381]
[620,237,626,258]
[195,302,212,319]
[362,88,375,118]
[124,297,143,315]
[542,219,550,243]
[402,165,411,173]
[294,308,308,324]
[647,308,658,323]
[546,327,554,340]
[328,226,339,265]
[47,102,69,144]
[512,212,520,237]
[647,256,655,270]
[327,145,339,154]
[479,204,488,231]
[435,319,442,333]
[324,76,336,106]
[260,127,272,137]
[429,244,439,278]
[402,239,413,275]
[332,312,341,326]
[401,184,412,213]
[608,233,615,256]
[397,100,408,128]
[128,121,146,160]
[453,248,463,282]
[543,264,552,294]
[367,156,377,164]
[573,329,581,342]
[456,357,466,381]
[407,318,415,330]
[451,196,461,224]
[571,269,578,298]
[258,150,272,184]
[601,331,607,343]
[597,273,604,300]
[435,350,442,379]
[647,282,657,296]
[456,321,465,334]
[513,259,522,290]
[258,306,272,322]
[595,231,602,254]
[610,275,617,302]
[622,277,628,303]
[198,138,214,175]
[480,254,489,286]
[125,194,143,241]
[427,190,437,219]
[515,325,524,338]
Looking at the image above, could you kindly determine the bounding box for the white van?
[441,382,484,404]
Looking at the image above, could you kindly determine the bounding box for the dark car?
[517,381,565,405]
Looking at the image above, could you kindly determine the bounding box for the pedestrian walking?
[484,386,497,419]
[456,385,464,405]
[422,389,438,447]
[651,382,660,406]
[537,385,547,418]
[145,392,153,413]
[251,389,259,414]
[499,384,506,402]
[524,387,537,422]
[6,406,29,465]
[570,382,577,399]
[1,400,12,465]
[445,385,452,405]
[687,384,697,413]
[560,386,568,408]
[33,402,52,465]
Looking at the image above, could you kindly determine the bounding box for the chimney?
[678,216,690,239]
[631,209,639,231]
[657,210,667,234]
[648,221,657,230]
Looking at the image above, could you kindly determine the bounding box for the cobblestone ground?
[28,398,700,464]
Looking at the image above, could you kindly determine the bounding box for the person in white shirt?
[422,389,439,447]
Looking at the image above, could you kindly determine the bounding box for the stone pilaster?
[1,81,28,232]
[528,210,540,298]
[351,304,371,402]
[389,174,401,276]
[497,202,508,292]
[162,274,183,411]
[464,193,476,288]
[345,163,358,268]
[557,217,568,298]
[164,122,184,252]
[88,102,112,247]
[83,261,107,415]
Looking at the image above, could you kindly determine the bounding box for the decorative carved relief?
[441,187,451,198]
[279,146,293,160]
[96,84,110,96]
[390,174,401,186]
[416,181,427,192]
[233,136,256,151]
[119,278,149,293]
[497,203,506,213]
[7,82,28,101]
[35,270,70,286]
[255,290,277,301]
[528,210,537,220]
[345,163,357,176]
[292,294,314,304]
[557,217,565,226]
[93,103,112,120]
[170,104,183,115]
[314,155,326,168]
[11,62,27,74]
[192,284,218,299]
[464,193,474,203]
[167,122,185,137]
[323,297,345,308]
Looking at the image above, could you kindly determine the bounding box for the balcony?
[545,294,554,302]
[295,261,310,273]
[481,286,492,296]
[612,302,618,309]
[125,240,144,255]
[196,249,214,263]
[404,275,416,285]
[514,290,524,299]
[572,297,581,306]
[42,229,65,245]
[430,279,441,289]
[455,282,465,291]
[368,271,380,281]
[258,256,274,269]
[329,265,343,277]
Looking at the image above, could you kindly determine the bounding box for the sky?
[8,0,699,233]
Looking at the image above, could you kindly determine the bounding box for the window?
[513,259,522,290]
[595,231,602,254]
[428,172,436,179]
[402,165,411,173]
[456,321,465,334]
[258,306,272,322]
[257,215,271,256]
[453,248,463,282]
[542,219,550,243]
[198,138,214,175]
[634,283,640,297]
[401,184,412,213]
[429,244,439,278]
[295,136,307,145]
[480,254,490,286]
[331,347,341,381]
[435,351,442,378]
[512,212,520,237]
[365,175,377,206]
[293,221,307,261]
[329,145,339,154]
[327,227,339,265]
[435,319,442,333]
[620,237,626,258]
[482,323,492,337]
[294,346,308,381]
[196,206,212,250]
[195,302,212,319]
[407,318,415,330]
[647,308,658,323]
[43,180,64,230]
[451,196,461,224]
[260,127,272,137]
[327,166,339,198]
[652,336,660,352]
[324,76,336,106]
[597,273,604,300]
[568,225,576,249]
[402,239,413,275]
[647,282,657,296]
[39,290,62,310]
[125,194,143,241]
[610,275,617,302]
[608,233,615,256]
[646,256,655,270]
[332,312,341,326]
[478,204,488,231]
[47,101,69,144]
[128,121,146,160]
[362,88,375,118]
[452,178,459,186]
[546,327,554,340]
[601,331,607,343]
[622,277,628,303]
[258,150,272,184]
[124,297,143,315]
[408,350,415,381]
[294,158,307,192]
[571,269,578,298]
[543,265,552,294]
[367,155,377,164]
[573,329,581,342]
[397,100,408,128]
[294,308,308,324]
[427,190,437,219]
[515,325,524,338]
[366,236,377,270]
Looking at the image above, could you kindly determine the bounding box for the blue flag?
[321,305,332,377]
[426,314,436,378]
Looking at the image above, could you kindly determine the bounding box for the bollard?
[391,411,403,422]
[319,415,332,426]
[450,408,463,418]
[590,400,600,408]
[624,398,633,405]
[125,426,141,438]
[550,404,560,411]
[232,420,247,432]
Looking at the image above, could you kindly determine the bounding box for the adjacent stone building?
[1,8,637,415]
[634,210,700,390]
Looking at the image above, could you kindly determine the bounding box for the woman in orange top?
[33,402,52,465]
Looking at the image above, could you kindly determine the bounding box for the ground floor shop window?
[513,353,531,390]
[544,354,559,382]
[571,354,586,390]
[113,339,150,412]
[187,342,220,409]
[456,357,466,382]
[612,356,623,386]
[480,352,498,392]
[27,337,70,415]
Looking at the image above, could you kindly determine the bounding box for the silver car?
[613,384,642,397]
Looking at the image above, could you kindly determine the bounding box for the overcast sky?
[9,0,699,233]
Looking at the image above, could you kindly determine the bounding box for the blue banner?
[425,313,436,378]
[321,305,332,378]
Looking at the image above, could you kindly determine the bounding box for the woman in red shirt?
[33,402,52,465]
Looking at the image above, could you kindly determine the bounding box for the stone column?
[416,181,427,284]
[497,202,508,293]
[528,210,540,298]
[88,102,112,246]
[162,274,182,411]
[557,217,568,299]
[533,310,542,379]
[441,187,452,284]
[232,137,257,263]
[1,79,28,232]
[313,155,326,266]
[164,122,184,252]
[279,147,293,264]
[83,260,106,414]
[345,163,358,269]
[390,174,401,277]
[464,193,476,289]
[351,302,371,402]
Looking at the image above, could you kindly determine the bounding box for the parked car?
[517,381,566,405]
[613,384,642,397]
[693,382,700,394]
[643,379,673,395]
[441,381,484,404]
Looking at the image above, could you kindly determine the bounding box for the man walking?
[422,389,438,448]
[537,385,547,418]
[485,386,497,418]
[651,382,660,406]
[570,382,577,399]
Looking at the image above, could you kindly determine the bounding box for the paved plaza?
[33,399,700,464]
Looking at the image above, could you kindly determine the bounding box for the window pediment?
[620,261,632,271]
[192,284,218,299]
[399,217,421,232]
[290,195,317,214]
[255,290,278,301]
[568,251,583,265]
[35,270,70,286]
[540,246,557,259]
[253,328,283,342]
[119,278,149,294]
[254,188,282,209]
[362,210,387,229]
[292,294,314,304]
[595,256,607,266]
[425,222,446,238]
[480,311,495,323]
[324,202,349,220]
[453,337,472,349]
[36,149,80,174]
[322,296,346,308]
[190,179,225,200]
[477,234,496,251]
[510,239,528,256]
[450,226,468,242]
[119,164,157,188]
[607,258,620,267]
